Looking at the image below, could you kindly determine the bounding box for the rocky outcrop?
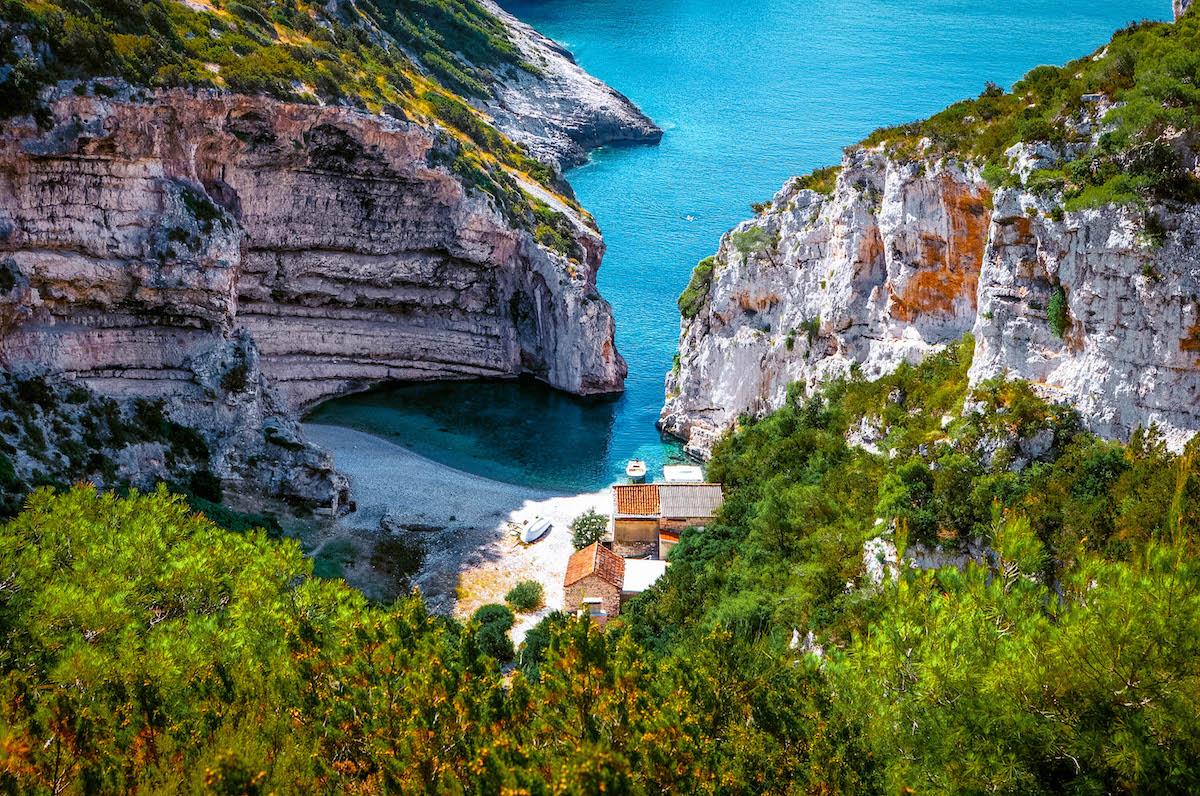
[1177,0,1193,20]
[478,1,662,169]
[661,149,1200,457]
[0,89,627,504]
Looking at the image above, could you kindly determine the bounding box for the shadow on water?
[305,377,682,492]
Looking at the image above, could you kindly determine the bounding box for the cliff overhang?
[0,88,629,507]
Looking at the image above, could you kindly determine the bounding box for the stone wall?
[614,517,660,543]
[564,575,622,617]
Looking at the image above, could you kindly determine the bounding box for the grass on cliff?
[0,0,522,113]
[677,255,715,319]
[786,10,1200,211]
[793,164,840,196]
[0,0,588,243]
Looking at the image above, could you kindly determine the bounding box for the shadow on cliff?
[304,377,623,492]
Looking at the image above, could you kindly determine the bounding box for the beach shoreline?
[302,423,611,641]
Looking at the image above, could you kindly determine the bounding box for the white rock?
[662,146,1200,457]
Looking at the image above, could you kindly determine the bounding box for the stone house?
[611,483,724,558]
[611,484,661,547]
[658,484,724,531]
[563,542,625,620]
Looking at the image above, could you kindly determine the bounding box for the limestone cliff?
[477,0,662,168]
[0,88,626,506]
[661,149,1200,458]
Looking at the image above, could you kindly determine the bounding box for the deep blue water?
[310,0,1169,491]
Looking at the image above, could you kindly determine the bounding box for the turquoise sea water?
[309,0,1169,491]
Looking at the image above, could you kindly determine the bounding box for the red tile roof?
[613,484,660,517]
[564,542,625,588]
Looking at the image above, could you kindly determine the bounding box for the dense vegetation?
[0,0,520,114]
[2,338,1197,793]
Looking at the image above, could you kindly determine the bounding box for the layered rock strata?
[0,90,627,504]
[661,149,1200,457]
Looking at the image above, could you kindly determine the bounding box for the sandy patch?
[303,424,610,642]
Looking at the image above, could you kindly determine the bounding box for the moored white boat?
[520,516,552,544]
[625,459,647,482]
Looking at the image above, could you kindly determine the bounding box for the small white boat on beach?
[625,459,647,482]
[520,516,552,544]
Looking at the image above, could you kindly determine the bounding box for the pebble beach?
[303,423,611,641]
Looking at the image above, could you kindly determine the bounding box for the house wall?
[564,575,622,618]
[612,539,657,559]
[660,516,712,532]
[614,518,659,543]
[658,535,679,560]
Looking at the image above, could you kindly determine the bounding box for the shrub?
[15,376,56,411]
[678,256,715,319]
[505,580,544,612]
[221,363,250,393]
[729,227,778,262]
[187,469,223,502]
[570,509,607,550]
[0,258,17,293]
[801,317,821,345]
[1047,286,1069,339]
[876,458,939,547]
[472,602,515,663]
[0,452,25,517]
[472,603,515,630]
[794,165,840,195]
[475,623,514,662]
[517,610,570,678]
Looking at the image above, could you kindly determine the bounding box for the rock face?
[661,149,1200,457]
[477,1,661,169]
[0,89,627,504]
[1177,0,1193,20]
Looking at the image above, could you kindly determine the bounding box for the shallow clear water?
[311,0,1168,491]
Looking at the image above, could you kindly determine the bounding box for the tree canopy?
[2,333,1198,792]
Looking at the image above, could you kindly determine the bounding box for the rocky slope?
[662,85,1200,458]
[476,0,662,168]
[0,86,630,507]
[0,0,658,511]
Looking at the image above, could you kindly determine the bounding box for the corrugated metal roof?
[564,542,625,588]
[613,484,660,517]
[658,484,724,519]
